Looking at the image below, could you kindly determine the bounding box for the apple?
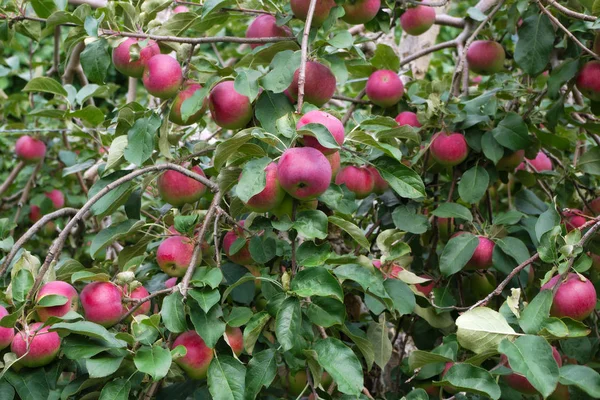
[36,281,78,322]
[335,165,375,199]
[80,282,124,327]
[172,330,214,379]
[466,41,505,75]
[297,110,345,155]
[365,70,404,108]
[576,61,600,101]
[517,151,553,172]
[223,222,253,265]
[45,189,65,209]
[541,273,597,321]
[287,61,337,107]
[452,232,495,270]
[157,235,200,277]
[277,147,332,200]
[208,80,254,129]
[441,362,457,394]
[169,82,207,126]
[326,152,341,178]
[366,166,389,194]
[400,5,436,36]
[142,54,183,99]
[496,150,524,171]
[395,111,421,128]
[173,5,189,13]
[585,197,600,216]
[124,286,151,318]
[242,162,285,212]
[270,195,319,219]
[429,132,468,167]
[564,209,586,232]
[11,322,61,368]
[165,277,178,288]
[290,0,335,26]
[29,205,42,223]
[224,326,244,356]
[246,15,293,49]
[415,274,435,296]
[157,164,207,207]
[288,369,308,396]
[342,0,381,24]
[15,136,46,163]
[0,306,14,350]
[503,346,562,395]
[112,38,160,78]
[465,271,496,302]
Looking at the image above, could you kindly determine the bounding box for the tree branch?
[0,161,25,198]
[120,287,176,322]
[11,161,42,235]
[296,0,318,113]
[544,0,596,21]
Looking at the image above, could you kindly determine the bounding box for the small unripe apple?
[11,322,61,368]
[157,164,207,207]
[0,306,14,350]
[452,232,495,270]
[297,110,345,155]
[541,273,597,321]
[277,147,332,200]
[400,5,436,36]
[125,286,151,318]
[172,330,214,379]
[157,235,200,277]
[288,61,337,107]
[169,82,207,126]
[223,222,253,265]
[112,38,160,78]
[36,281,78,322]
[564,210,586,232]
[335,165,375,199]
[209,80,253,129]
[366,70,404,108]
[224,326,244,356]
[242,162,285,212]
[496,150,524,171]
[395,111,421,128]
[466,41,505,75]
[366,166,389,194]
[342,0,381,24]
[290,0,335,26]
[577,61,600,101]
[142,54,183,99]
[517,151,553,172]
[246,15,293,49]
[503,346,562,395]
[80,282,124,327]
[429,132,468,167]
[326,152,341,178]
[15,135,46,163]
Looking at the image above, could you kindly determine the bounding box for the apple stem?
[296,0,318,113]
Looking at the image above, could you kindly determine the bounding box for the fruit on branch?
[223,222,253,265]
[80,282,124,327]
[15,135,46,163]
[576,61,600,101]
[242,162,285,212]
[45,189,65,209]
[496,150,524,171]
[157,164,207,207]
[270,195,319,218]
[399,5,436,36]
[541,273,597,321]
[585,197,600,216]
[11,322,61,368]
[452,232,495,270]
[342,0,381,24]
[564,209,587,232]
[169,82,207,126]
[0,306,14,350]
[466,41,506,75]
[224,326,244,356]
[502,346,562,395]
[157,235,201,277]
[209,80,254,129]
[172,330,214,379]
[335,165,374,199]
[465,271,496,302]
[297,110,345,155]
[429,132,468,167]
[112,38,160,78]
[287,369,308,396]
[142,54,184,99]
[290,0,335,26]
[30,190,65,223]
[517,151,552,172]
[165,277,178,288]
[173,5,189,13]
[36,281,79,322]
[326,152,341,178]
[278,147,332,200]
[288,61,337,107]
[415,275,435,296]
[246,15,293,49]
[366,70,404,108]
[395,111,422,128]
[124,285,151,318]
[366,166,389,194]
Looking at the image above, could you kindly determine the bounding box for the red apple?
[223,222,253,265]
[80,282,124,327]
[165,277,178,288]
[541,273,597,321]
[172,330,214,379]
[173,5,189,13]
[112,38,160,78]
[0,306,14,350]
[45,189,65,209]
[395,111,421,128]
[277,147,332,200]
[169,82,207,126]
[429,132,468,167]
[326,152,341,178]
[503,346,562,395]
[517,151,552,172]
[441,362,457,394]
[466,41,505,75]
[335,165,375,199]
[576,61,600,101]
[142,54,184,99]
[400,5,436,36]
[246,15,293,49]
[585,197,600,216]
[157,235,200,277]
[11,322,61,368]
[342,0,381,24]
[297,110,345,155]
[124,286,151,318]
[209,80,253,129]
[224,326,244,356]
[29,205,42,223]
[415,274,435,296]
[452,232,495,270]
[366,70,404,108]
[287,61,337,107]
[157,164,207,207]
[242,162,285,212]
[366,166,389,194]
[290,0,335,26]
[15,136,46,163]
[36,281,78,322]
[564,210,587,232]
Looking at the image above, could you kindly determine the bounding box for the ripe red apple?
[223,222,253,265]
[165,277,178,288]
[342,0,381,24]
[112,38,160,78]
[0,306,14,350]
[172,330,214,379]
[335,165,375,199]
[246,15,293,49]
[169,82,207,126]
[395,111,421,128]
[36,281,78,322]
[576,61,600,101]
[429,132,468,167]
[209,80,253,129]
[142,54,183,99]
[287,61,336,107]
[297,110,345,155]
[366,166,389,194]
[366,70,404,108]
[585,197,600,216]
[452,232,495,270]
[242,162,285,212]
[80,282,124,327]
[466,41,505,75]
[124,286,151,318]
[29,205,42,223]
[564,210,587,232]
[277,147,332,200]
[503,346,562,395]
[15,135,46,163]
[400,5,436,36]
[290,0,335,26]
[496,149,524,171]
[173,5,189,13]
[517,151,553,172]
[12,322,61,368]
[224,326,244,356]
[326,152,341,178]
[45,189,65,209]
[157,164,207,207]
[541,273,597,321]
[415,275,435,296]
[157,235,200,277]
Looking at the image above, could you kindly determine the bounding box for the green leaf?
[207,355,246,400]
[190,303,226,349]
[23,77,67,97]
[4,370,49,400]
[125,113,161,166]
[275,297,301,351]
[134,345,172,381]
[314,337,364,395]
[294,210,329,240]
[431,203,473,222]
[467,7,487,21]
[495,236,529,264]
[161,292,187,333]
[372,156,425,199]
[80,39,111,84]
[90,219,144,259]
[99,378,131,400]
[236,157,271,203]
[498,335,560,398]
[391,204,430,234]
[214,130,252,171]
[535,206,560,241]
[437,364,501,400]
[225,307,253,327]
[458,166,489,204]
[51,321,128,348]
[234,69,262,102]
[291,267,344,302]
[491,113,531,151]
[192,267,224,289]
[86,356,124,378]
[243,311,270,355]
[188,289,221,314]
[255,91,294,134]
[298,122,341,152]
[328,30,353,49]
[306,297,345,327]
[519,290,552,334]
[367,317,392,369]
[439,233,478,276]
[559,365,600,397]
[383,279,416,315]
[328,216,370,249]
[408,350,453,370]
[88,171,133,217]
[31,0,58,18]
[202,0,233,17]
[370,44,400,71]
[514,13,555,76]
[12,269,33,305]
[456,307,519,354]
[579,146,600,175]
[260,50,301,93]
[548,59,579,98]
[36,294,68,308]
[296,241,331,267]
[245,348,278,400]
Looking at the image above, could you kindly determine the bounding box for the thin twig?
[11,160,42,235]
[296,0,318,113]
[0,161,25,197]
[120,287,176,322]
[545,0,596,21]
